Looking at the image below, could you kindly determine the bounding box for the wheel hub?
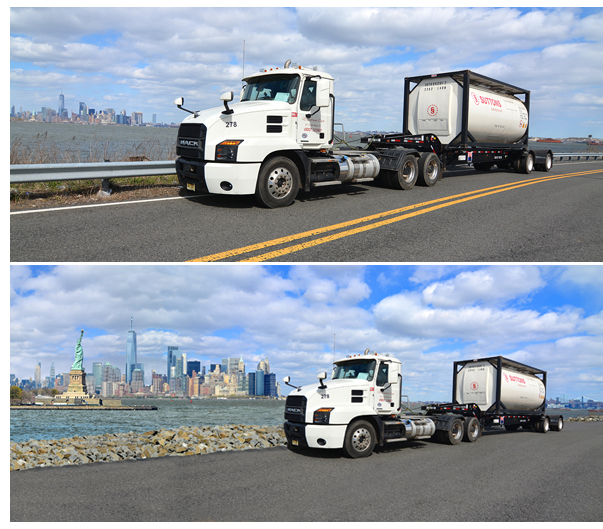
[352,428,371,452]
[267,168,292,198]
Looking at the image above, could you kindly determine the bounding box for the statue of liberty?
[72,329,84,370]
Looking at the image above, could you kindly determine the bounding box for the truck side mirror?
[315,79,330,107]
[317,371,328,389]
[220,91,234,115]
[174,97,184,106]
[283,376,290,384]
[388,369,398,384]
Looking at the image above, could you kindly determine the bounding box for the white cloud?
[10,265,603,401]
[9,7,603,134]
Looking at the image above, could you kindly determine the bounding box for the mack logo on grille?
[179,139,199,147]
[286,407,302,414]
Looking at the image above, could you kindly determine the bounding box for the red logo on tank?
[427,104,438,117]
[470,382,479,391]
[472,92,480,105]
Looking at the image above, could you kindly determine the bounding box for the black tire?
[519,153,534,174]
[255,156,300,208]
[473,162,493,172]
[389,155,418,190]
[537,416,550,433]
[442,417,464,445]
[417,152,440,186]
[463,417,481,442]
[551,416,564,432]
[343,420,376,458]
[536,152,553,172]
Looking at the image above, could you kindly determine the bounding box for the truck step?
[311,181,342,187]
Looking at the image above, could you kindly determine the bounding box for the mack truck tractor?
[174,61,553,208]
[283,351,562,458]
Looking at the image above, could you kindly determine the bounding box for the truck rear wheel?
[537,416,550,433]
[463,417,481,442]
[343,420,376,458]
[255,157,300,208]
[417,152,440,186]
[389,155,418,190]
[442,417,464,445]
[515,153,534,174]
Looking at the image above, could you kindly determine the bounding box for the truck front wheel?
[343,420,376,458]
[255,157,300,208]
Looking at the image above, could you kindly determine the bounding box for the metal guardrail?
[9,153,603,187]
[554,153,603,161]
[10,161,176,188]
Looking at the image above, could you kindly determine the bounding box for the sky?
[9,264,603,403]
[9,6,603,137]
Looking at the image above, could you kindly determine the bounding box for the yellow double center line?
[188,169,601,262]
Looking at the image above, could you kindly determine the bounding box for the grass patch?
[10,133,180,206]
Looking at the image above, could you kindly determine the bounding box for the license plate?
[292,439,299,446]
[187,183,196,191]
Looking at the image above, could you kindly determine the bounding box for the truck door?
[376,362,397,411]
[297,78,331,148]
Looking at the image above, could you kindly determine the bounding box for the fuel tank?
[456,360,545,412]
[407,76,529,145]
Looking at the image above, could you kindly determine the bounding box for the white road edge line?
[10,194,207,215]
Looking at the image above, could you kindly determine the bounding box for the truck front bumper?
[284,421,346,450]
[176,157,260,196]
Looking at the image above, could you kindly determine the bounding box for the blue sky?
[9,6,603,136]
[10,264,603,403]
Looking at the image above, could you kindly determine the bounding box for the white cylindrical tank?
[407,76,529,145]
[456,361,545,412]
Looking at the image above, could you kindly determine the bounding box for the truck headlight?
[313,408,334,424]
[216,140,243,161]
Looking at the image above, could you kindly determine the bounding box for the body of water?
[10,398,285,443]
[10,121,179,163]
[10,398,597,443]
[10,122,601,164]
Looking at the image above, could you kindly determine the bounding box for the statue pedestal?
[66,368,88,395]
[55,369,102,406]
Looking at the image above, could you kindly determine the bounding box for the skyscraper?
[126,316,137,384]
[167,346,179,386]
[34,362,42,389]
[49,362,55,388]
[92,362,102,393]
[255,369,265,396]
[58,93,64,117]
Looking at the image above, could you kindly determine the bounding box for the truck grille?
[176,123,206,160]
[284,395,307,422]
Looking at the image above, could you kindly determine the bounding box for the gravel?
[10,424,286,471]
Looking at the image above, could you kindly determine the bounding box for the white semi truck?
[174,62,553,208]
[283,352,563,458]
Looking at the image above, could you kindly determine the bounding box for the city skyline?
[10,264,603,402]
[10,7,603,136]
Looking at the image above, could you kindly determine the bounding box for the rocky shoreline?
[11,424,287,471]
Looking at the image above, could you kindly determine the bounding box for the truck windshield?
[241,74,300,104]
[333,360,376,381]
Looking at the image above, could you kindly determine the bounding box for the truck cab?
[174,60,334,207]
[283,350,435,458]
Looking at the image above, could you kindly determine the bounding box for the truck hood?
[289,378,372,400]
[181,100,291,128]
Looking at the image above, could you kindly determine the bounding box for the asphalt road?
[10,421,603,522]
[10,160,603,262]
